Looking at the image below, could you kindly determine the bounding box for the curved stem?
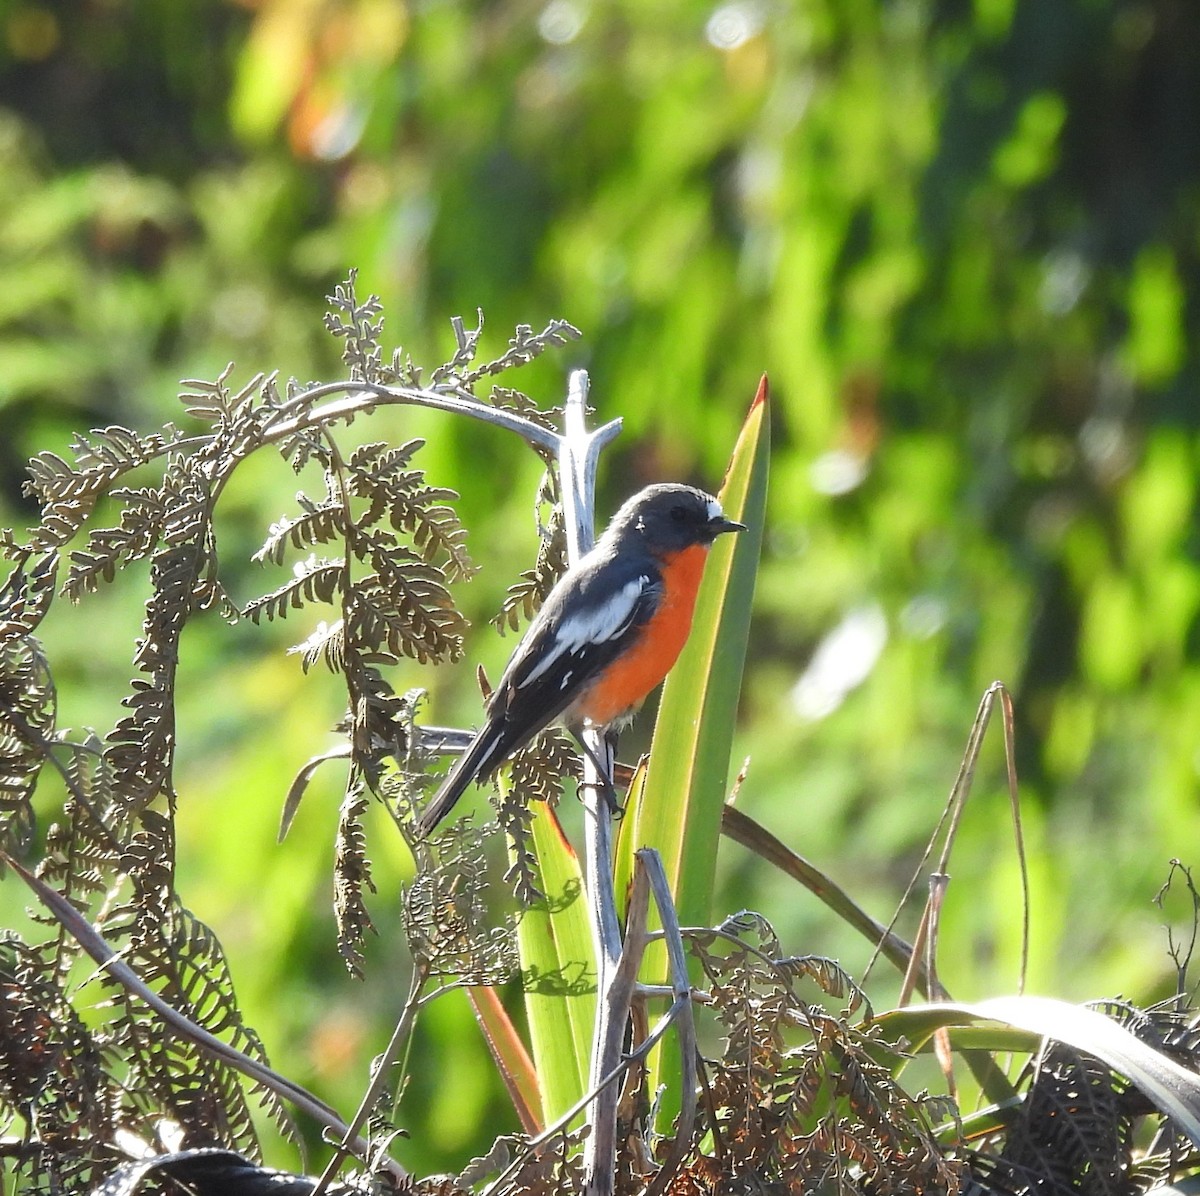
[259,380,566,456]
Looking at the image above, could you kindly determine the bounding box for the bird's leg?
[601,728,623,818]
[573,727,623,817]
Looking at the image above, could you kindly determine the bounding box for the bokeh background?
[2,0,1199,1175]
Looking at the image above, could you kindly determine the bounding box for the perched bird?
[415,483,745,837]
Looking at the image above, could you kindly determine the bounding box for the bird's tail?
[414,724,510,839]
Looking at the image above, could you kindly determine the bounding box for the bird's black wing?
[414,550,660,838]
[488,551,662,746]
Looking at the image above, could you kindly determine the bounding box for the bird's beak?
[709,515,746,537]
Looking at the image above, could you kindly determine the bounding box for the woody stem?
[556,370,626,1196]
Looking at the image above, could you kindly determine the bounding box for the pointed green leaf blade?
[615,375,769,927]
[514,802,595,1124]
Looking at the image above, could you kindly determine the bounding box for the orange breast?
[575,543,709,726]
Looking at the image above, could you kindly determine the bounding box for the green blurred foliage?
[2,0,1199,1177]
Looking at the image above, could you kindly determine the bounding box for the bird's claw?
[603,785,625,820]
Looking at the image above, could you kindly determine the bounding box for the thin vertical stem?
[555,371,624,982]
[554,370,626,1196]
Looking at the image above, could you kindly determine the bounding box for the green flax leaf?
[615,375,769,925]
[613,377,768,1130]
[514,801,595,1125]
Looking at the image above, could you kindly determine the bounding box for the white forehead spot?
[706,497,723,521]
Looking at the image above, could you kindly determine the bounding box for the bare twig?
[313,964,428,1195]
[867,681,1019,1000]
[585,852,654,1193]
[559,367,625,995]
[995,685,1030,992]
[640,851,699,1196]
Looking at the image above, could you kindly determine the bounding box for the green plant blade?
[612,376,768,1132]
[615,375,769,928]
[876,995,1200,1144]
[514,800,596,1125]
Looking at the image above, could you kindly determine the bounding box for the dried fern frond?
[244,553,345,625]
[492,499,567,635]
[99,810,295,1153]
[347,556,466,667]
[402,816,520,984]
[0,273,588,1190]
[246,429,472,671]
[36,741,123,966]
[499,730,580,907]
[0,935,115,1193]
[681,912,959,1196]
[0,550,58,635]
[344,440,473,582]
[458,1127,586,1196]
[335,771,379,978]
[425,309,581,395]
[65,485,167,600]
[179,363,267,427]
[325,271,386,383]
[22,424,187,555]
[487,385,567,438]
[254,496,350,567]
[336,676,427,789]
[0,636,55,856]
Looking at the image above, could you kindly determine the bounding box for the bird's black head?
[605,483,746,555]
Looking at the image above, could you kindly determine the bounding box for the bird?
[414,483,746,837]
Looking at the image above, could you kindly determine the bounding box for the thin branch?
[640,851,698,1196]
[553,371,626,1196]
[894,681,1004,1007]
[313,963,428,1195]
[634,984,714,1005]
[995,684,1030,994]
[558,371,623,561]
[583,848,653,1196]
[260,380,566,456]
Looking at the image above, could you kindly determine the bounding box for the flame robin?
[415,483,745,837]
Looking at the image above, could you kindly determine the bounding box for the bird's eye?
[670,505,689,523]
